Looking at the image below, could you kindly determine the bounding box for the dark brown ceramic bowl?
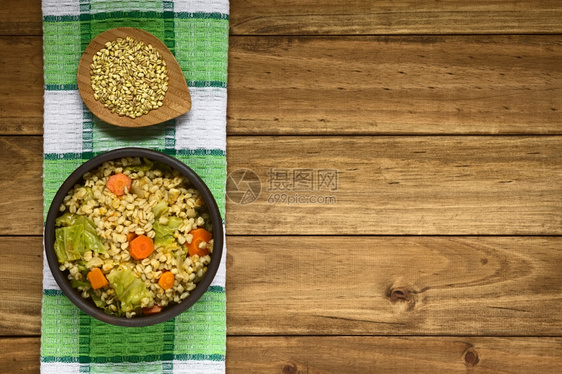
[44,148,223,327]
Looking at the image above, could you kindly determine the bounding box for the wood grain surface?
[227,236,562,336]
[0,137,43,235]
[0,237,43,336]
[230,0,562,35]
[2,35,561,136]
[3,136,562,236]
[0,338,40,373]
[228,35,562,135]
[2,236,562,336]
[0,0,41,35]
[3,0,562,36]
[225,136,562,235]
[2,336,562,374]
[0,36,44,134]
[2,0,562,373]
[225,336,562,374]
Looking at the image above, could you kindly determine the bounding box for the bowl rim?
[44,147,223,327]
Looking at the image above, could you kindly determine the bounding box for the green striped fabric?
[41,1,228,373]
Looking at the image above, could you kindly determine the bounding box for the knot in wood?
[388,287,416,310]
[282,363,298,374]
[463,348,479,367]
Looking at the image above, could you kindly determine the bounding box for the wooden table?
[1,1,562,372]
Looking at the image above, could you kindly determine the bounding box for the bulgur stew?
[54,157,214,318]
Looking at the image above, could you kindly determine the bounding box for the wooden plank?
[227,236,562,336]
[0,237,43,336]
[226,336,562,374]
[0,137,43,236]
[3,336,562,373]
[3,136,562,236]
[228,35,562,135]
[3,236,562,336]
[2,36,562,136]
[230,0,562,35]
[0,0,41,36]
[0,37,44,135]
[2,0,562,36]
[0,338,40,374]
[226,136,562,235]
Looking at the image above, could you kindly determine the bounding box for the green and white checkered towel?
[41,1,228,373]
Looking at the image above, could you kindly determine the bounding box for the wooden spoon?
[77,27,191,128]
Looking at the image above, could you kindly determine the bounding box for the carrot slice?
[142,304,163,315]
[158,271,175,290]
[126,232,138,242]
[129,234,154,260]
[187,228,212,257]
[87,268,108,290]
[106,173,132,197]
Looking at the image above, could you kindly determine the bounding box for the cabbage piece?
[106,267,153,313]
[175,249,188,279]
[76,261,87,273]
[128,158,173,175]
[130,180,146,198]
[76,216,106,253]
[53,215,106,263]
[90,292,106,308]
[152,160,173,175]
[152,200,169,219]
[153,216,182,249]
[55,212,77,227]
[54,225,81,262]
[71,279,90,289]
[124,158,153,172]
[90,291,123,316]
